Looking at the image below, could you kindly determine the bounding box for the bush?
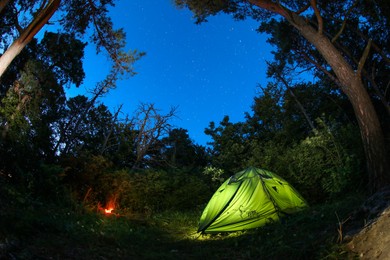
[61,162,212,215]
[246,119,363,204]
[60,154,113,207]
[280,120,363,203]
[33,164,69,204]
[121,169,211,213]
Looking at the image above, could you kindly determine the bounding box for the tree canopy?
[175,0,390,192]
[0,0,144,79]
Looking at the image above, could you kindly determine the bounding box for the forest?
[0,0,389,259]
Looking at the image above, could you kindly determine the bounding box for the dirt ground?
[344,187,390,259]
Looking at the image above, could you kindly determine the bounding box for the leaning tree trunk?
[288,13,390,192]
[249,0,390,192]
[0,0,61,78]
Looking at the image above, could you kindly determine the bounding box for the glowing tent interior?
[198,167,308,233]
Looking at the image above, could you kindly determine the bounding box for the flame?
[104,207,114,214]
[103,196,116,215]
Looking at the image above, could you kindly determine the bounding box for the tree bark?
[0,0,10,14]
[250,0,390,192]
[0,0,61,78]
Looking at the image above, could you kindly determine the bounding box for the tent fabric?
[198,167,307,233]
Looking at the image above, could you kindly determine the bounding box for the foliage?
[0,0,144,79]
[31,164,69,203]
[59,156,212,214]
[161,128,209,169]
[38,32,87,87]
[282,119,363,202]
[60,154,113,206]
[205,116,251,174]
[55,96,118,156]
[205,81,364,203]
[203,166,225,183]
[176,0,390,193]
[116,169,212,213]
[0,32,85,175]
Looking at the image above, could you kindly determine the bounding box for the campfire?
[105,207,114,214]
[99,196,117,215]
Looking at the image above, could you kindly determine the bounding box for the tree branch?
[267,61,316,131]
[100,104,123,155]
[331,2,356,43]
[20,0,61,44]
[351,27,390,64]
[310,0,323,34]
[331,19,347,43]
[296,2,311,14]
[11,4,23,34]
[249,0,290,18]
[357,39,372,77]
[87,0,139,76]
[300,52,343,88]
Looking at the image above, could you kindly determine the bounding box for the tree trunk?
[0,38,27,78]
[0,0,61,78]
[249,0,390,192]
[287,13,390,192]
[0,0,11,14]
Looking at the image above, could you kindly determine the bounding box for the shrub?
[246,119,363,204]
[61,166,212,215]
[282,120,362,203]
[33,164,69,204]
[119,169,211,214]
[60,155,113,206]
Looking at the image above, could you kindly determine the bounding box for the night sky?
[69,0,274,146]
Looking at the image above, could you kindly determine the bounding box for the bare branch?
[132,103,178,168]
[100,104,123,155]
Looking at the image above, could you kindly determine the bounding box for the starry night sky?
[70,0,274,145]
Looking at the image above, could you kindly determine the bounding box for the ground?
[2,186,390,259]
[347,207,390,259]
[344,187,390,259]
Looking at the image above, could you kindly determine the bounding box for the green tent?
[198,167,307,233]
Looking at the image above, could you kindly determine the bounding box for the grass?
[0,190,366,259]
